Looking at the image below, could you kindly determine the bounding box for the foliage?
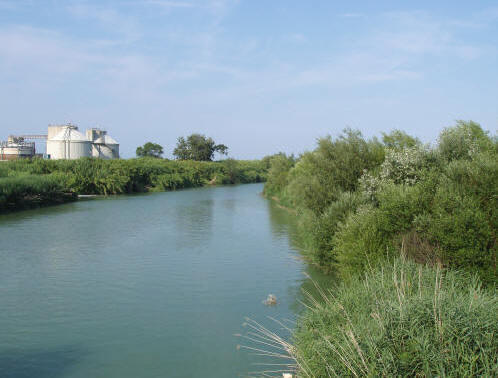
[292,258,498,377]
[415,153,498,284]
[286,129,384,214]
[333,183,427,277]
[297,191,366,270]
[173,134,228,161]
[264,121,497,284]
[136,142,164,158]
[262,153,296,201]
[0,158,267,213]
[0,173,76,211]
[382,129,421,150]
[437,120,494,162]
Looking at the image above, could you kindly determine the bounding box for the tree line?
[136,134,228,161]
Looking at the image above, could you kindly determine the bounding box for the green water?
[0,183,332,377]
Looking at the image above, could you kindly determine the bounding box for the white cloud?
[144,0,194,8]
[339,13,364,19]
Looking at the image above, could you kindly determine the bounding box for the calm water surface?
[0,183,332,377]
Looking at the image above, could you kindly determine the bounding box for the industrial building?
[0,136,36,160]
[46,124,120,160]
[1,123,119,160]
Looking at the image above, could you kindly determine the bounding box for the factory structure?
[1,123,119,161]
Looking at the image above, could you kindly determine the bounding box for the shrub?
[298,191,366,269]
[334,183,427,277]
[285,129,384,214]
[437,120,494,162]
[415,153,497,284]
[263,153,296,199]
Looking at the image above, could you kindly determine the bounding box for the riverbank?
[288,258,497,376]
[0,158,267,213]
[261,121,497,376]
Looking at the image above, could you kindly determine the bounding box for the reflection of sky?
[0,183,338,377]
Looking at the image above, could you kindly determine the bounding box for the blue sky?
[1,0,497,158]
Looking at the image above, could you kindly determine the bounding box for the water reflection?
[266,199,338,315]
[0,345,85,378]
[172,197,214,249]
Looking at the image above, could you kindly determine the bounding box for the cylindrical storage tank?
[104,134,119,159]
[46,127,91,159]
[92,134,119,159]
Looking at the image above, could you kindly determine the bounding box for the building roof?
[49,127,89,142]
[94,134,119,145]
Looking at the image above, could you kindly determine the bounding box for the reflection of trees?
[266,200,301,246]
[288,264,339,315]
[172,196,214,250]
[266,198,339,315]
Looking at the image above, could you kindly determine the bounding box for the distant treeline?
[264,121,497,285]
[0,158,267,212]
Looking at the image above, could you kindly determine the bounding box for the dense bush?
[286,129,384,214]
[264,121,497,284]
[292,258,497,377]
[297,191,366,270]
[438,120,494,162]
[262,153,296,201]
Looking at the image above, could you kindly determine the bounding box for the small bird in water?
[263,294,277,306]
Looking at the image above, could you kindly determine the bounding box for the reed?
[240,257,497,377]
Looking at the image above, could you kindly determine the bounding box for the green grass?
[290,258,497,377]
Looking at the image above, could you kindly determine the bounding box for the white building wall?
[47,140,91,159]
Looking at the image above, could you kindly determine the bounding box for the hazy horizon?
[1,0,497,158]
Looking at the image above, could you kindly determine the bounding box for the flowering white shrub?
[359,146,430,201]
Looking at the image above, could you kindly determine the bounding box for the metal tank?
[46,125,91,160]
[86,128,120,159]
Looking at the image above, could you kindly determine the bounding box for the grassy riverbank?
[0,158,267,213]
[292,258,497,377]
[261,121,497,376]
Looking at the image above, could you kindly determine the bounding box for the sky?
[0,0,497,159]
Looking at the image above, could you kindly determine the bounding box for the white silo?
[46,125,91,159]
[87,128,119,159]
[103,134,119,159]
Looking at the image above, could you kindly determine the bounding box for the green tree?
[173,134,228,161]
[136,142,164,158]
[438,120,493,161]
[382,129,421,150]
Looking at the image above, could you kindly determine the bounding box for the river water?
[0,183,332,377]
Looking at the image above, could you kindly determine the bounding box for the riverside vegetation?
[0,158,267,212]
[262,121,497,376]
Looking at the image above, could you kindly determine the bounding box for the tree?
[136,142,164,158]
[173,134,228,161]
[382,129,421,150]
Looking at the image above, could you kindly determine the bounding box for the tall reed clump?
[0,174,76,211]
[1,158,267,197]
[289,258,497,377]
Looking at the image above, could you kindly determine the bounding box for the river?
[0,183,332,377]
